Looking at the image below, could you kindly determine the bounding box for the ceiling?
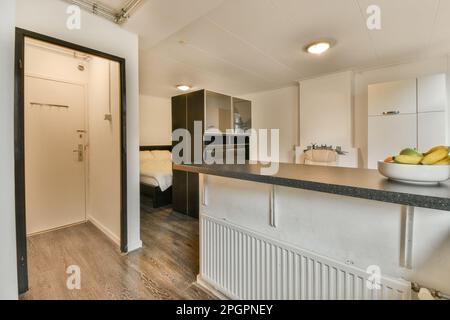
[122,0,450,98]
[94,0,131,10]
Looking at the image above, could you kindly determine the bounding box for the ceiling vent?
[63,0,144,24]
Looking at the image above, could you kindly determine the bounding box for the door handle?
[73,144,84,162]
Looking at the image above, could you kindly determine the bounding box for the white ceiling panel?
[207,0,377,78]
[152,18,300,84]
[428,0,450,57]
[357,0,439,61]
[124,0,225,50]
[139,50,276,98]
[126,0,450,97]
[149,40,281,87]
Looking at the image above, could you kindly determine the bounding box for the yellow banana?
[421,149,449,165]
[434,156,450,165]
[424,145,449,155]
[394,155,423,165]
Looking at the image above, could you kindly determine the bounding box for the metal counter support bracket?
[400,205,415,269]
[269,185,276,228]
[202,175,208,207]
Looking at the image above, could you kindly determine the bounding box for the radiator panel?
[200,215,411,300]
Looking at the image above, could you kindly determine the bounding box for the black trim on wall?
[139,145,173,151]
[14,28,128,295]
[119,58,128,254]
[14,28,27,296]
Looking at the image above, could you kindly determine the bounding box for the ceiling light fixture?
[305,41,332,55]
[176,85,191,91]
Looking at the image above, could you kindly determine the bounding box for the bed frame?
[140,145,173,208]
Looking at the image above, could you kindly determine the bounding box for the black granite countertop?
[173,163,450,211]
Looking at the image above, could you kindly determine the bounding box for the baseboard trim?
[87,215,120,247]
[196,275,231,300]
[27,220,86,237]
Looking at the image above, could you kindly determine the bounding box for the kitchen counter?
[178,162,450,299]
[173,162,450,211]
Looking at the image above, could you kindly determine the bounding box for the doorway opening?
[14,29,128,295]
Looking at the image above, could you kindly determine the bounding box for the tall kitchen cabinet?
[417,74,448,151]
[368,74,448,169]
[172,90,252,217]
[172,90,205,218]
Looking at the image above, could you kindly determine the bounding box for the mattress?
[140,159,173,192]
[140,175,159,187]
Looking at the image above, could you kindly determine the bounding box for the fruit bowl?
[378,161,450,185]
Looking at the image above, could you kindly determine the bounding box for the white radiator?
[200,215,411,300]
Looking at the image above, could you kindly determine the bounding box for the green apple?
[400,148,423,157]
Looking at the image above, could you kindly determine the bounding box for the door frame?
[14,28,128,294]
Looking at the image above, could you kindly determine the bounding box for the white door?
[368,79,417,116]
[418,112,448,152]
[368,114,417,169]
[25,76,87,235]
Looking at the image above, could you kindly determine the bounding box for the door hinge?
[19,59,23,69]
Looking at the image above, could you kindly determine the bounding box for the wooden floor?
[21,197,216,300]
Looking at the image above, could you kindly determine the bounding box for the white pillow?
[140,151,154,163]
[151,150,172,161]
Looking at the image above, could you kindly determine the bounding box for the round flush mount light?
[305,41,332,55]
[176,85,191,91]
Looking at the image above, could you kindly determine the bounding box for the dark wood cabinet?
[172,94,187,131]
[187,90,205,164]
[172,90,251,218]
[172,169,188,214]
[187,172,199,218]
[172,90,205,218]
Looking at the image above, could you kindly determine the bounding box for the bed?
[140,146,173,208]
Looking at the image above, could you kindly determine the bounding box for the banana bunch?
[385,146,450,165]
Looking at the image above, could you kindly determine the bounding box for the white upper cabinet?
[368,79,417,116]
[418,74,447,113]
[368,113,417,169]
[418,112,447,152]
[368,73,449,168]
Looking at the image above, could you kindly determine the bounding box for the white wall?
[243,86,299,163]
[16,0,141,251]
[0,0,18,300]
[299,71,353,149]
[140,95,172,146]
[258,57,449,169]
[355,57,450,168]
[87,57,121,245]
